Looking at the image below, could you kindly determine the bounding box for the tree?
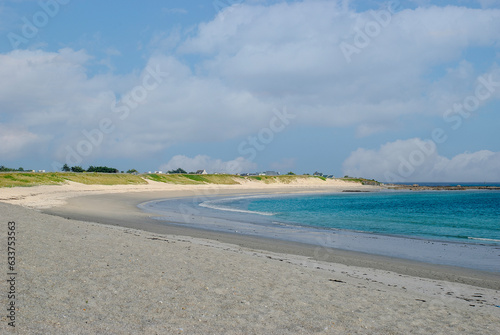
[62,164,70,172]
[286,171,295,175]
[0,166,25,172]
[71,166,85,173]
[127,169,138,174]
[168,168,187,174]
[87,166,119,173]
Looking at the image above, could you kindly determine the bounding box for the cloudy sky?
[1,0,499,182]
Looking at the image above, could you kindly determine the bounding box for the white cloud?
[343,138,500,182]
[0,49,275,165]
[176,2,500,135]
[2,2,500,167]
[0,124,40,159]
[160,155,257,174]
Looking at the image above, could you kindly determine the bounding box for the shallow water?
[139,190,500,272]
[204,191,500,244]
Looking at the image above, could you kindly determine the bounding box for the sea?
[140,188,500,271]
[202,190,500,244]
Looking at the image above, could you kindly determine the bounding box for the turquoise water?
[212,191,500,244]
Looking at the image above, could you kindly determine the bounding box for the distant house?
[313,171,324,176]
[263,171,280,176]
[38,170,46,173]
[154,171,163,174]
[196,169,207,175]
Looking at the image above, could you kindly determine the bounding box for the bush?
[87,166,119,173]
[71,166,85,173]
[168,168,187,174]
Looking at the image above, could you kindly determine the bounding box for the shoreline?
[1,182,500,333]
[41,188,500,290]
[138,192,500,273]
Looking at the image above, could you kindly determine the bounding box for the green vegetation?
[341,177,381,185]
[0,172,66,188]
[168,168,187,174]
[63,165,120,173]
[70,166,85,173]
[145,174,240,185]
[0,171,378,188]
[145,174,201,184]
[87,166,119,173]
[146,173,324,185]
[246,175,315,184]
[0,166,26,172]
[61,173,147,185]
[0,172,147,188]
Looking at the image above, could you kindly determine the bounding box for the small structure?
[196,169,207,175]
[313,171,324,177]
[154,171,163,174]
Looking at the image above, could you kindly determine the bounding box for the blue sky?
[1,0,499,182]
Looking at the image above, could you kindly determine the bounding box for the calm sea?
[201,191,500,244]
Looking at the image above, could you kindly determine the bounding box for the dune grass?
[0,172,352,188]
[0,172,147,188]
[0,173,67,188]
[145,174,240,185]
[61,173,148,185]
[145,174,329,185]
[246,175,329,184]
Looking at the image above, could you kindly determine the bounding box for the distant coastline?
[385,182,500,191]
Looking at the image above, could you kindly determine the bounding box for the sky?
[1,0,499,182]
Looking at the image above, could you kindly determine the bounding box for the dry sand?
[0,181,499,334]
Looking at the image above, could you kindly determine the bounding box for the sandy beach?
[1,180,499,334]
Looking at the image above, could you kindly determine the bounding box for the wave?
[467,237,500,243]
[199,196,276,216]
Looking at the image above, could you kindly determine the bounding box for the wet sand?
[43,189,500,290]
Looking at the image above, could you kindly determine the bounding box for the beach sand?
[1,181,499,334]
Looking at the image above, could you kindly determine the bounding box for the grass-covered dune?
[143,174,331,185]
[0,172,377,188]
[145,173,241,185]
[0,172,147,188]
